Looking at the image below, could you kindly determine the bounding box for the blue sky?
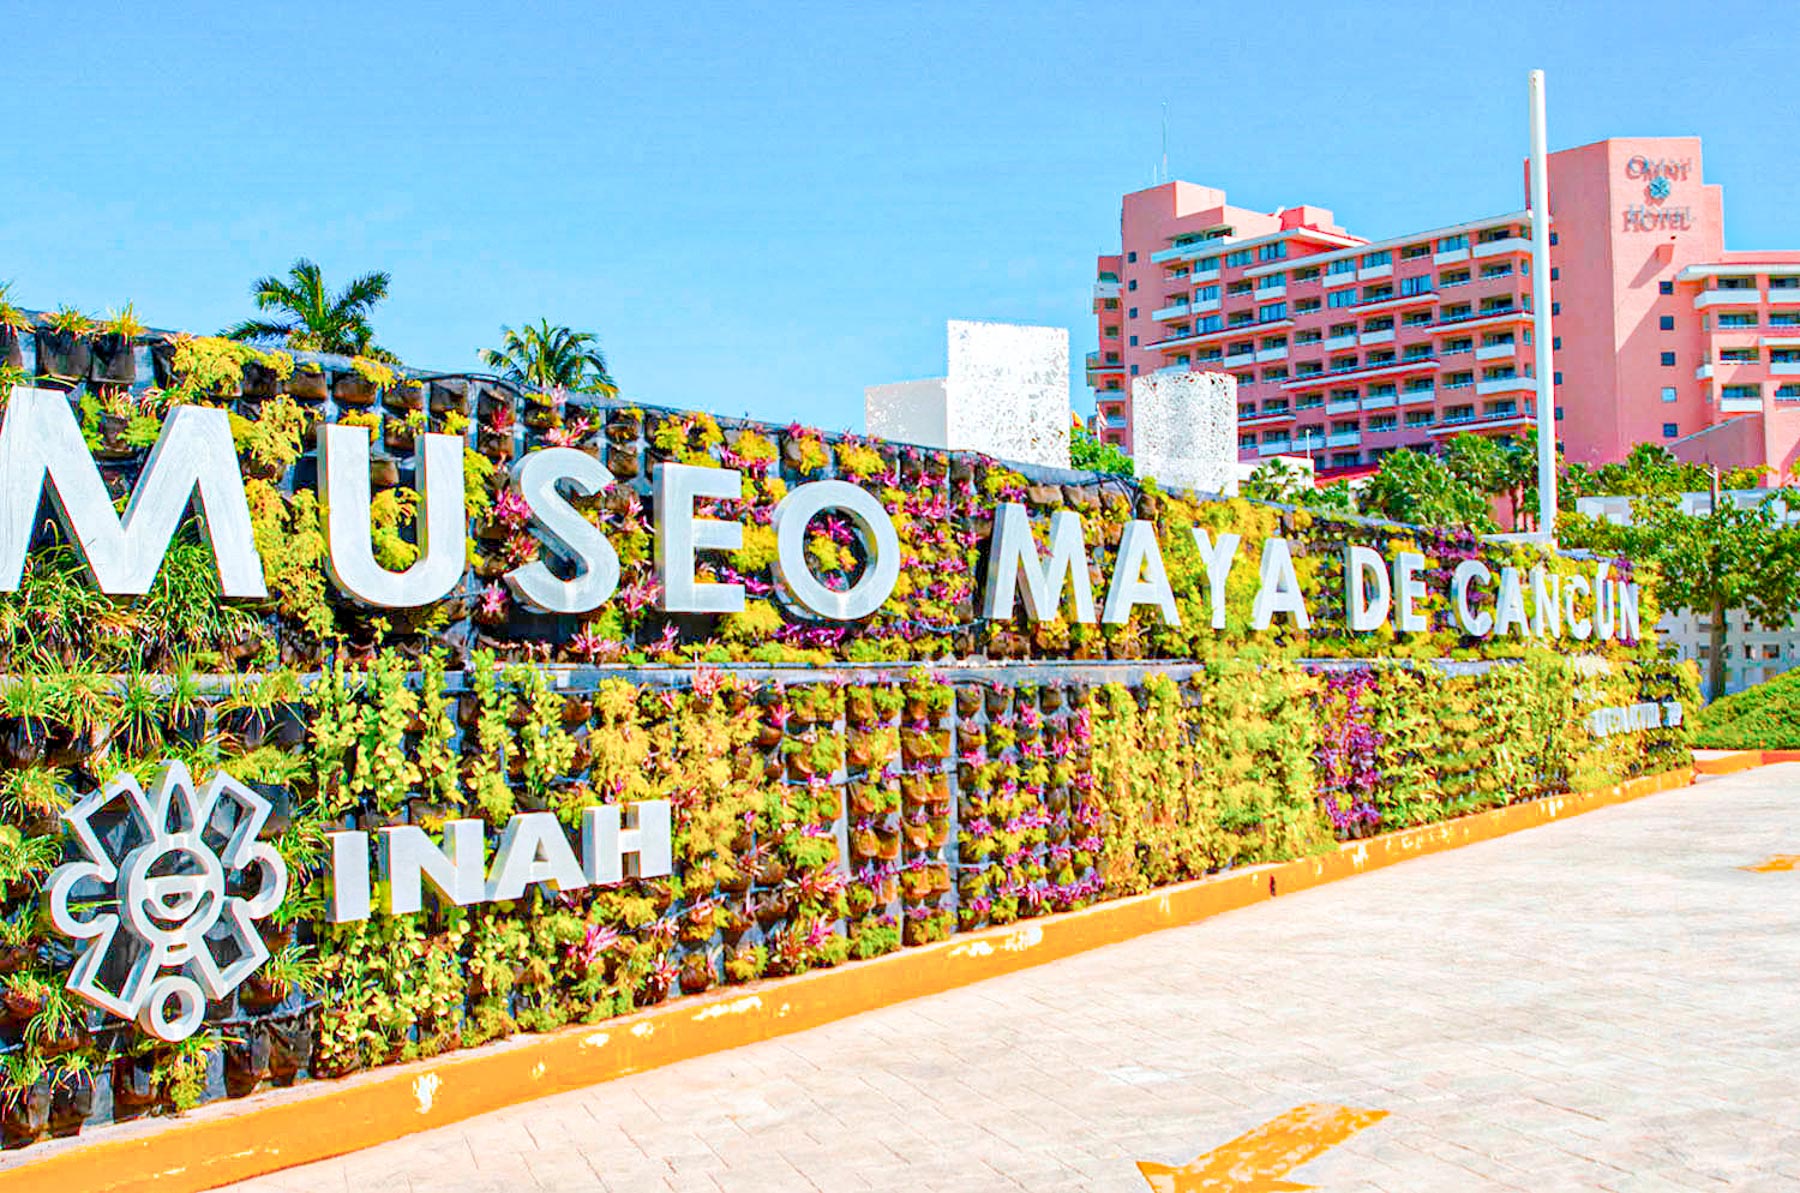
[3,1,1792,432]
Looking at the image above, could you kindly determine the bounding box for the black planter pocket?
[33,329,90,381]
[89,333,137,384]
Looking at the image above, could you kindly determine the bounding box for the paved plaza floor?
[223,764,1800,1192]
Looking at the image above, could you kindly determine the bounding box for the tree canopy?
[223,259,394,361]
[481,320,618,396]
[1070,426,1134,477]
[1356,448,1497,531]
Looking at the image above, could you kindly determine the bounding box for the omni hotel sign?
[9,383,1645,1039]
[1622,154,1694,233]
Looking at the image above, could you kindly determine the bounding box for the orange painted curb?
[1696,750,1767,775]
[0,763,1704,1193]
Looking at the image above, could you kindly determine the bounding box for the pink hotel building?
[1087,136,1800,479]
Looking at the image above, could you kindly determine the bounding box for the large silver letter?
[486,812,588,903]
[1452,559,1494,637]
[0,386,266,596]
[1191,529,1241,630]
[380,820,488,915]
[319,423,465,607]
[582,801,673,886]
[1344,545,1391,632]
[1101,520,1179,626]
[1531,564,1562,640]
[1392,551,1428,633]
[654,463,744,614]
[1249,537,1310,630]
[982,504,1094,624]
[504,447,621,614]
[772,480,901,621]
[1493,565,1530,637]
[1617,579,1641,641]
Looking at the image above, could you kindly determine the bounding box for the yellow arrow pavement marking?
[1743,854,1800,872]
[1137,1103,1389,1192]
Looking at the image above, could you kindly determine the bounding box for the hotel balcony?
[1475,341,1518,361]
[1433,247,1471,266]
[1255,346,1288,363]
[1151,301,1191,322]
[1720,397,1764,414]
[1256,285,1287,303]
[1399,387,1437,405]
[1472,236,1528,259]
[1358,263,1393,282]
[1767,289,1800,306]
[1326,398,1360,415]
[1695,289,1762,310]
[1326,430,1362,448]
[1695,363,1714,380]
[1257,438,1293,456]
[1476,376,1535,397]
[1772,361,1800,376]
[1324,333,1358,351]
[1222,350,1256,368]
[1360,328,1395,346]
[1192,267,1220,284]
[1323,270,1358,290]
[1093,280,1121,300]
[1361,394,1397,411]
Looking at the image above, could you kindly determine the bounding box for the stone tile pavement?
[222,764,1800,1192]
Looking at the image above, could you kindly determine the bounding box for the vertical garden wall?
[0,323,1692,1148]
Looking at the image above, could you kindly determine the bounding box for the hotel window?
[1439,269,1470,288]
[1661,386,1677,402]
[1717,276,1756,290]
[1369,414,1398,431]
[1443,338,1473,354]
[1400,275,1432,297]
[1295,297,1322,313]
[1367,349,1396,366]
[1659,281,1674,295]
[1229,312,1254,327]
[1368,382,1397,397]
[1226,249,1253,267]
[1550,267,1560,281]
[1331,420,1359,435]
[1442,303,1471,321]
[1406,410,1434,427]
[1437,234,1469,252]
[1663,423,1678,438]
[1292,266,1321,281]
[1331,452,1360,468]
[1771,313,1800,327]
[1263,399,1290,414]
[1720,347,1758,362]
[1482,366,1517,381]
[1361,284,1394,302]
[1198,315,1223,332]
[1103,352,1120,363]
[1330,323,1356,338]
[1722,384,1761,399]
[1486,400,1518,417]
[1130,365,1139,375]
[1228,281,1253,296]
[1553,336,1562,349]
[1103,325,1120,338]
[1296,361,1324,376]
[1362,250,1392,268]
[1551,302,1561,315]
[1196,285,1219,301]
[1258,242,1287,262]
[1129,335,1138,346]
[1239,403,1258,417]
[1328,290,1357,309]
[1772,277,1800,290]
[1331,356,1358,372]
[1295,329,1323,344]
[1445,404,1475,421]
[1296,394,1324,409]
[1234,373,1254,386]
[1331,389,1358,404]
[1328,258,1357,276]
[1129,307,1138,318]
[1365,316,1395,332]
[1239,434,1256,449]
[1778,385,1800,399]
[1128,280,1137,291]
[1554,371,1563,385]
[1480,263,1514,279]
[1718,313,1758,328]
[1401,243,1431,260]
[1403,344,1432,360]
[1554,406,1563,420]
[1660,352,1677,366]
[1127,251,1137,263]
[1228,341,1254,357]
[1258,273,1285,290]
[1477,227,1515,243]
[1262,430,1288,444]
[1104,299,1119,310]
[1262,367,1288,382]
[1773,349,1800,363]
[1444,372,1474,389]
[1403,311,1432,326]
[1404,377,1435,392]
[1549,232,1559,246]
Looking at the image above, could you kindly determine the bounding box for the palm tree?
[223,259,394,360]
[481,320,618,396]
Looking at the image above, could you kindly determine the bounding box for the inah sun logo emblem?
[1647,175,1672,202]
[46,762,288,1042]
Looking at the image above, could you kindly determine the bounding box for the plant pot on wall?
[47,1073,93,1139]
[89,334,136,384]
[33,329,89,381]
[290,368,329,402]
[0,326,24,370]
[333,373,379,407]
[0,1080,50,1149]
